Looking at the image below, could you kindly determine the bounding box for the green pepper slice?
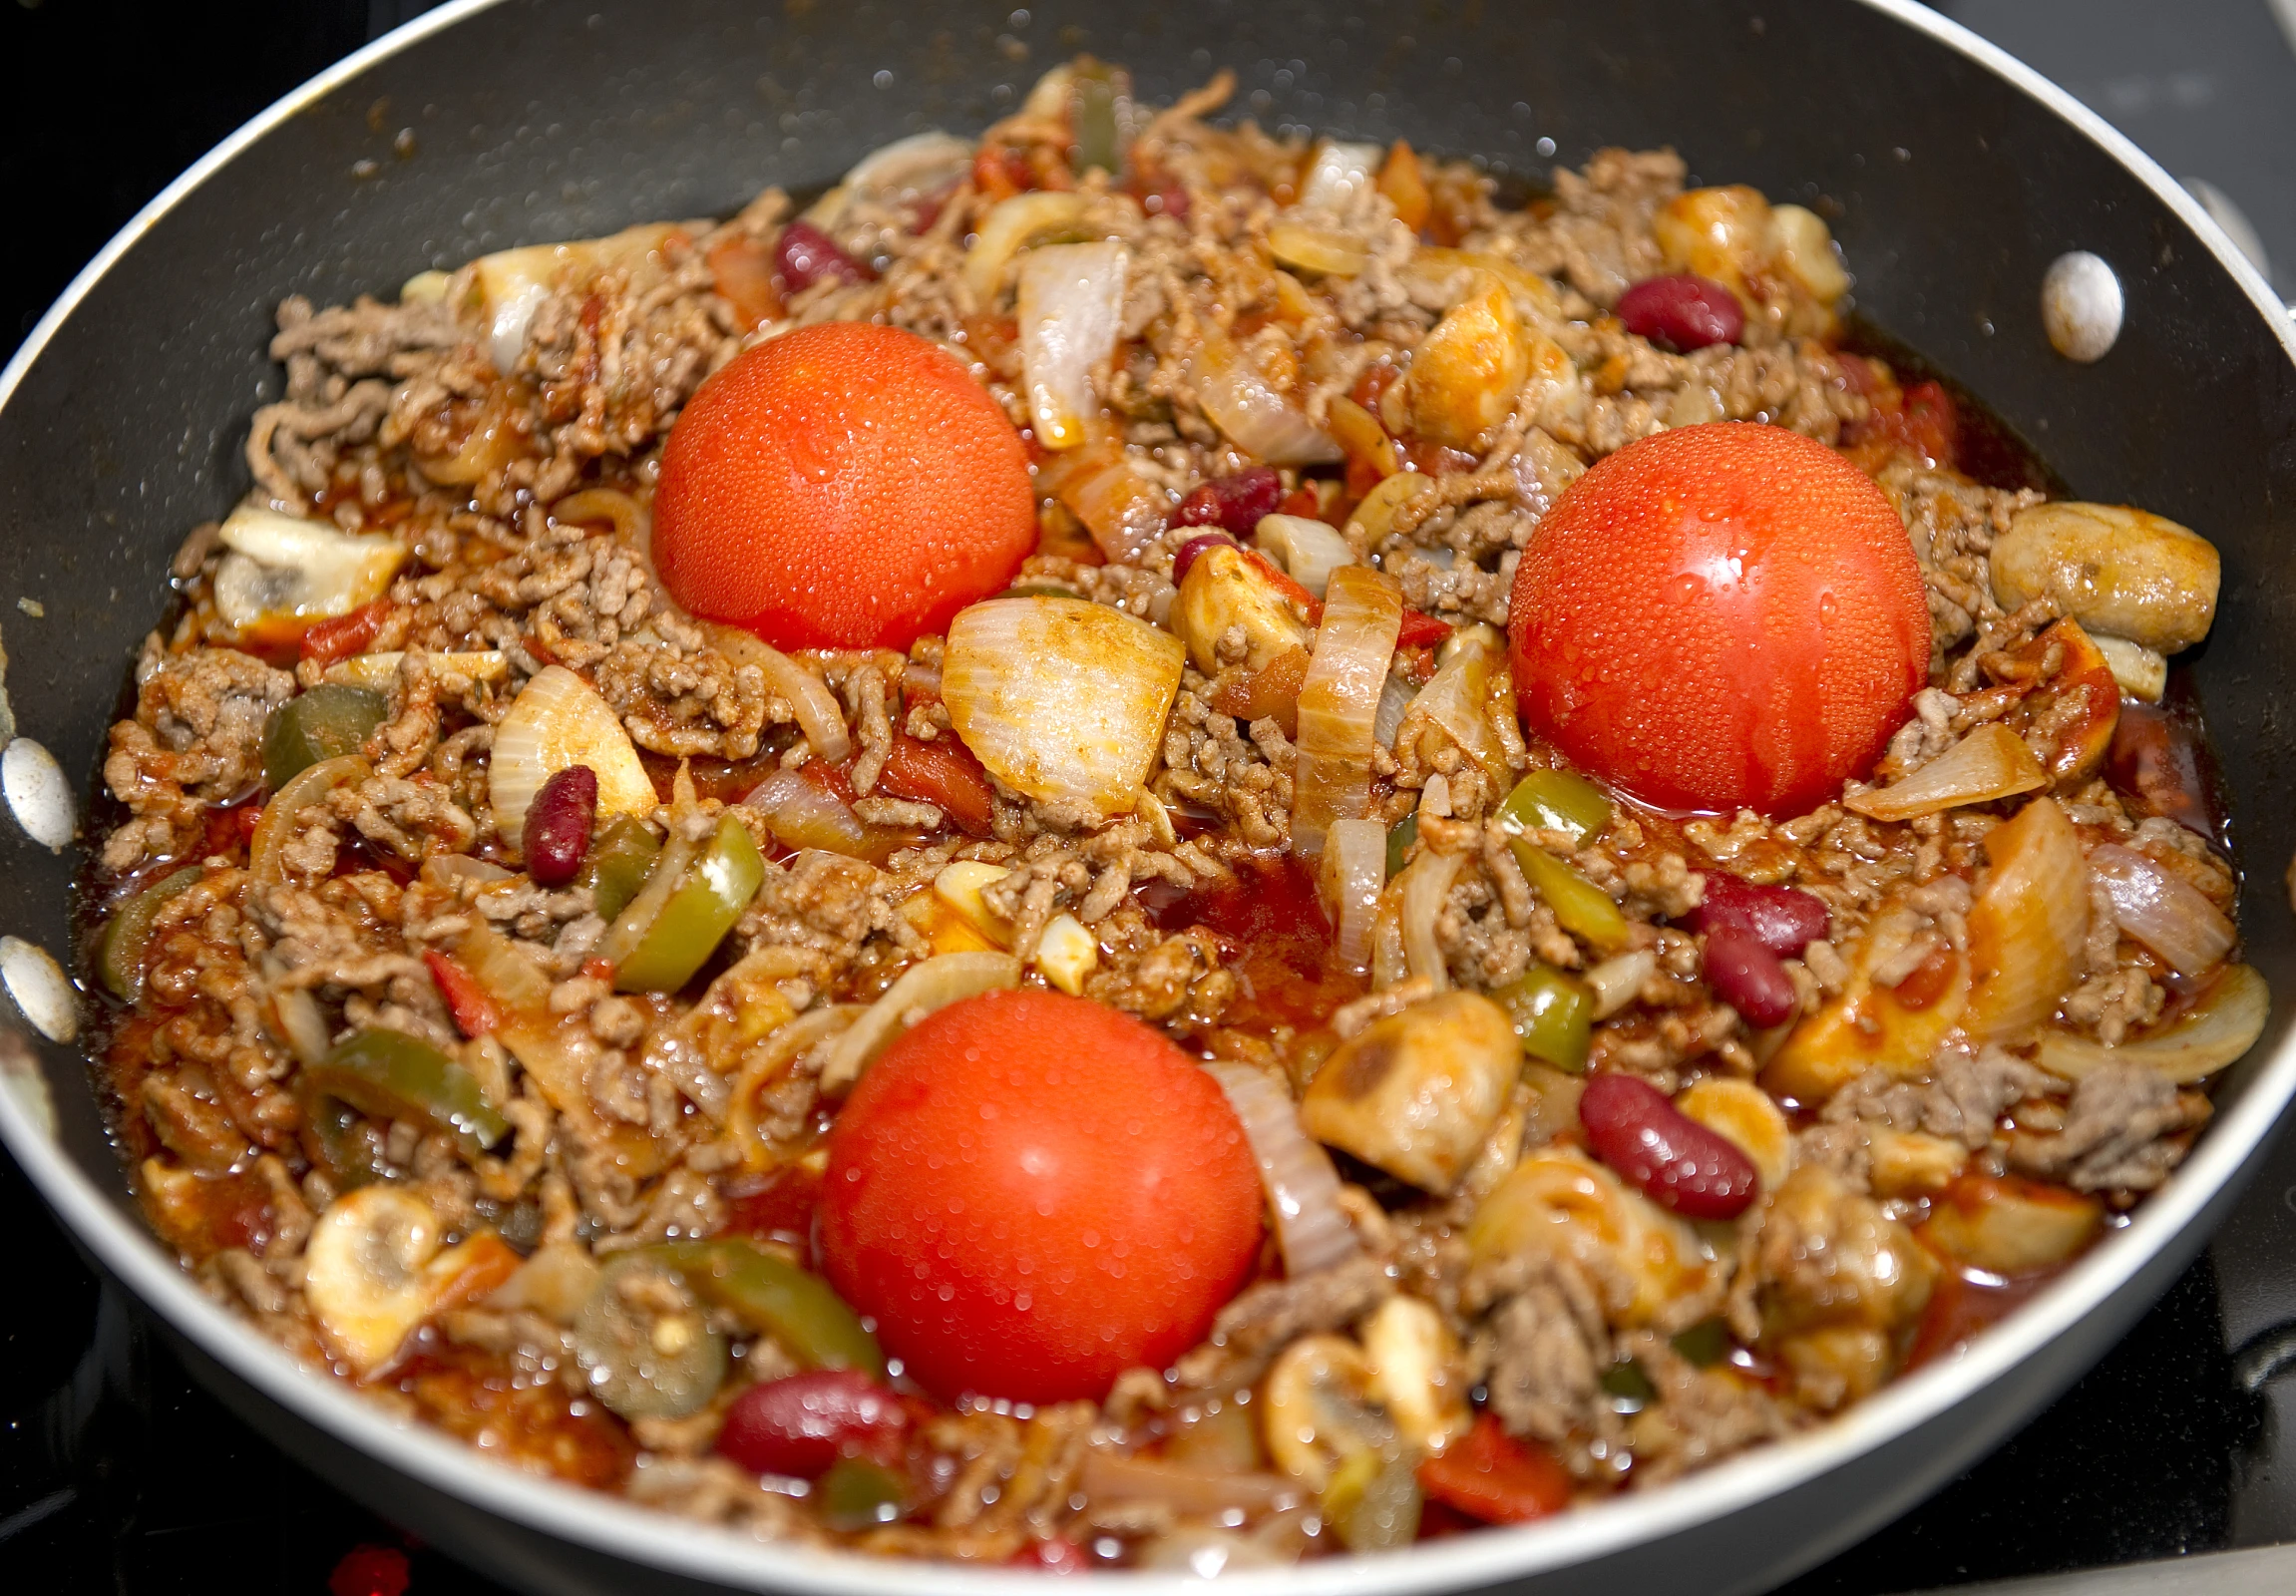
[1496,769,1613,846]
[1599,1358,1657,1412]
[1070,63,1124,178]
[817,1456,909,1532]
[577,813,661,924]
[1493,964,1594,1073]
[1670,1318,1731,1368]
[612,815,765,994]
[302,1027,509,1161]
[297,1089,387,1191]
[648,1237,886,1380]
[99,865,202,1002]
[1385,811,1419,879]
[1509,838,1634,955]
[261,683,389,791]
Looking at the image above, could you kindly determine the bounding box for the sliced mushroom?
[1465,1149,1716,1326]
[1173,544,1314,674]
[1300,992,1520,1194]
[1261,1334,1398,1491]
[1990,502,2220,654]
[1358,1297,1470,1454]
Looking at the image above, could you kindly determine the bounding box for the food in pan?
[84,59,2254,1566]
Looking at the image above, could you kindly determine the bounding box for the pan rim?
[1,1,2291,1592]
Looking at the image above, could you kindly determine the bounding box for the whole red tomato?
[1508,422,1929,815]
[818,989,1264,1404]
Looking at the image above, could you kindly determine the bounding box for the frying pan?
[1,1,2292,1591]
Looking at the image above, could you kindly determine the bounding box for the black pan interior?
[3,0,2291,1219]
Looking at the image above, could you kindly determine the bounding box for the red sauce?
[1905,1265,2058,1371]
[2108,695,2230,851]
[1142,852,1365,1031]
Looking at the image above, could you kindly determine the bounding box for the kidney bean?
[1171,532,1238,586]
[522,765,597,887]
[1171,466,1283,541]
[1616,273,1744,353]
[716,1370,909,1478]
[1701,926,1799,1028]
[1682,871,1830,958]
[773,218,874,291]
[1579,1072,1761,1220]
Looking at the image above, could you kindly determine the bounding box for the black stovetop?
[5,2,2294,1591]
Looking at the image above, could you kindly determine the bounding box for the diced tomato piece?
[802,758,859,807]
[1898,380,1960,469]
[1417,1415,1574,1525]
[299,600,391,666]
[1395,608,1454,650]
[880,733,996,836]
[580,957,616,984]
[1277,485,1322,519]
[422,949,503,1038]
[1009,1537,1091,1573]
[707,234,785,329]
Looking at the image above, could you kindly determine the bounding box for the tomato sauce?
[1141,852,1365,1031]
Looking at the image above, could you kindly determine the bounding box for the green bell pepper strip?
[1069,64,1124,178]
[1495,769,1613,846]
[302,1027,510,1161]
[576,813,661,924]
[1670,1318,1731,1368]
[261,684,388,791]
[817,1456,909,1531]
[99,865,203,1001]
[647,1237,887,1381]
[1509,838,1634,955]
[1385,811,1419,879]
[1599,1358,1657,1412]
[297,1088,387,1191]
[611,815,765,993]
[1493,964,1594,1073]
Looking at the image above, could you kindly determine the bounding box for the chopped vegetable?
[1407,269,1532,449]
[878,734,995,836]
[1032,912,1098,995]
[1301,992,1520,1194]
[1509,839,1634,954]
[303,1027,509,1160]
[1032,439,1174,564]
[1671,1319,1731,1368]
[490,665,656,844]
[248,753,371,888]
[2089,842,2236,977]
[816,951,1022,1096]
[965,191,1092,298]
[1208,1059,1361,1278]
[1963,797,2090,1043]
[421,949,503,1038]
[1674,1076,1792,1189]
[1578,1073,1761,1220]
[574,813,661,925]
[1385,811,1419,877]
[817,1457,909,1531]
[1359,1295,1470,1454]
[1292,565,1404,852]
[1321,816,1386,974]
[470,221,681,370]
[610,814,766,994]
[1173,542,1313,673]
[1017,240,1127,449]
[260,684,387,791]
[1845,723,2051,821]
[99,866,201,1001]
[1916,1174,2102,1277]
[700,626,851,763]
[212,506,407,631]
[1496,768,1612,846]
[1600,1358,1658,1411]
[1416,1414,1572,1525]
[2037,962,2267,1084]
[321,648,509,692]
[574,1253,729,1420]
[1187,324,1341,465]
[1255,512,1356,598]
[649,1237,885,1378]
[1493,965,1594,1072]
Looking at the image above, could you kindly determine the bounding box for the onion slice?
[1321,818,1386,975]
[942,597,1184,818]
[1032,443,1172,564]
[1079,1449,1306,1514]
[1584,950,1658,1020]
[965,192,1091,299]
[742,768,869,856]
[702,625,850,764]
[491,665,658,842]
[1017,241,1127,451]
[817,952,1020,1096]
[1296,140,1383,212]
[1206,1061,1361,1278]
[1188,327,1341,466]
[1292,567,1403,853]
[1397,847,1466,991]
[1844,723,2048,822]
[1254,514,1355,598]
[593,827,701,970]
[2038,963,2268,1084]
[2089,843,2236,977]
[1397,629,1512,787]
[1963,796,2090,1043]
[249,754,371,889]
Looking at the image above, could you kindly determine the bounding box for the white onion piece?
[473,222,680,372]
[742,768,869,856]
[2093,633,2167,703]
[702,625,850,764]
[964,191,1091,299]
[1017,241,1128,451]
[1079,1449,1305,1515]
[270,986,334,1070]
[1297,140,1383,212]
[2038,963,2268,1084]
[323,650,509,691]
[1964,796,2090,1043]
[490,665,659,842]
[1584,949,1658,1020]
[1399,631,1511,786]
[421,854,515,891]
[1321,818,1386,974]
[1207,1061,1361,1278]
[1398,848,1465,991]
[2089,844,2237,977]
[1292,567,1403,853]
[943,597,1184,817]
[840,130,972,205]
[1255,514,1355,598]
[817,952,1020,1096]
[1844,723,2049,823]
[1189,328,1342,466]
[213,507,406,628]
[1033,444,1172,564]
[1372,671,1416,751]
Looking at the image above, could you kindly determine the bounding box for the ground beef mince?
[82,59,2251,1569]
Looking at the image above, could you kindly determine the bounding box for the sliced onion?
[250,754,370,888]
[551,487,649,546]
[1292,567,1403,853]
[742,767,869,855]
[826,130,972,224]
[1844,723,2048,822]
[964,191,1091,299]
[1584,949,1658,1020]
[458,921,556,1014]
[270,985,334,1069]
[1033,443,1172,564]
[422,854,514,890]
[1189,327,1341,467]
[593,827,700,970]
[1254,514,1355,598]
[701,625,850,764]
[816,952,1020,1096]
[1080,1450,1306,1515]
[2093,633,2167,703]
[2089,843,2236,977]
[1296,140,1383,212]
[1372,671,1416,751]
[2038,962,2269,1084]
[491,664,659,842]
[1017,241,1128,451]
[473,222,680,372]
[1964,796,2090,1043]
[942,597,1184,818]
[1206,1061,1361,1279]
[1268,221,1367,277]
[1397,629,1511,787]
[1320,818,1386,975]
[214,507,406,629]
[1398,847,1465,991]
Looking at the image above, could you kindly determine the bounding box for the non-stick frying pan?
[1,2,2292,1592]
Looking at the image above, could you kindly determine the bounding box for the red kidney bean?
[1682,871,1829,958]
[1171,466,1283,541]
[1616,273,1744,352]
[522,765,597,887]
[773,218,874,291]
[1171,533,1238,586]
[1701,926,1799,1028]
[716,1370,909,1478]
[1579,1073,1761,1220]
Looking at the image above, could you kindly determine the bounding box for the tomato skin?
[652,323,1036,650]
[1508,422,1929,815]
[819,989,1264,1404]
